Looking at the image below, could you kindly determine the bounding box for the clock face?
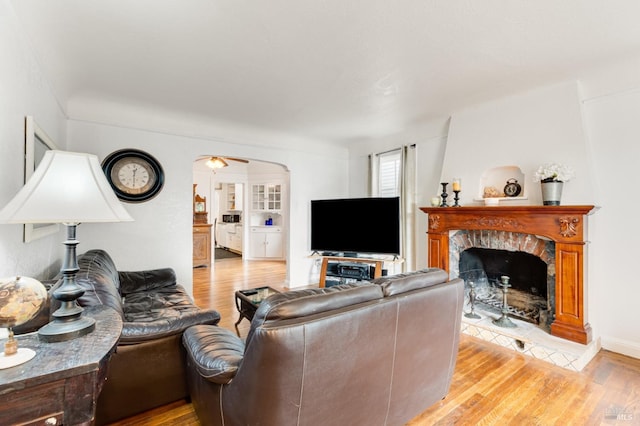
[504,181,522,197]
[102,149,164,202]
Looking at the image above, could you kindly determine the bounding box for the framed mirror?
[23,116,60,242]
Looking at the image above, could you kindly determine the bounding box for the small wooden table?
[0,305,122,425]
[234,286,280,334]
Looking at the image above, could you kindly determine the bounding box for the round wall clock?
[102,149,164,202]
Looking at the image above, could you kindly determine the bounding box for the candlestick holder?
[453,190,461,207]
[492,275,517,328]
[464,280,481,319]
[440,182,449,207]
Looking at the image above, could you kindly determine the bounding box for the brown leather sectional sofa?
[63,249,221,424]
[183,268,464,426]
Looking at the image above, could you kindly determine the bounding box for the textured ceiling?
[10,0,640,144]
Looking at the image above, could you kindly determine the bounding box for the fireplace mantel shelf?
[419,204,596,345]
[420,205,597,243]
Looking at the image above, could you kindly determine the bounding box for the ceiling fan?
[198,156,249,170]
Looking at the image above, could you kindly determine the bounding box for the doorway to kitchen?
[192,156,289,266]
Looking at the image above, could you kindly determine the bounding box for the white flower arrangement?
[534,163,575,182]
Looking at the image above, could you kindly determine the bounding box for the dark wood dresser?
[0,306,122,425]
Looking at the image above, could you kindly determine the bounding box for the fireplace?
[455,232,553,329]
[419,205,596,345]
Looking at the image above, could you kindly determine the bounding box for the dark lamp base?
[38,316,96,343]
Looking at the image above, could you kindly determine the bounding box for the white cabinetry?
[217,223,243,254]
[226,183,243,211]
[228,224,243,253]
[250,227,283,259]
[251,184,281,211]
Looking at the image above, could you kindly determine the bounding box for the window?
[377,149,401,197]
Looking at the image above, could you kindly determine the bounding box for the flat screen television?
[310,197,400,256]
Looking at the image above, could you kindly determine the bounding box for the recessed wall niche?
[477,165,526,201]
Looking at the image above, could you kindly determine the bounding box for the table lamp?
[0,150,133,342]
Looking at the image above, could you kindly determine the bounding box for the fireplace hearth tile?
[461,306,600,371]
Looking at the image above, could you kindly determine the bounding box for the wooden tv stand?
[319,256,384,287]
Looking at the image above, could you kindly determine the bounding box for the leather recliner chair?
[51,249,221,425]
[183,269,464,426]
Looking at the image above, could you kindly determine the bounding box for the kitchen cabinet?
[251,184,282,211]
[217,223,243,254]
[226,183,243,211]
[250,226,283,259]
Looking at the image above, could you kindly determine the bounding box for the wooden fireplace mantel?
[419,205,597,344]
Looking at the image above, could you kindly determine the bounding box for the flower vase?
[540,181,563,205]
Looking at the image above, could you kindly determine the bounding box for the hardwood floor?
[112,258,640,425]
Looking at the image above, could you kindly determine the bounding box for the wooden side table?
[0,305,122,425]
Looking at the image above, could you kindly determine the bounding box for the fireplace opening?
[459,247,551,328]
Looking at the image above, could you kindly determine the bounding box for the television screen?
[310,197,400,256]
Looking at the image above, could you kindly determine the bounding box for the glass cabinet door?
[267,184,281,210]
[252,184,265,210]
[252,183,281,211]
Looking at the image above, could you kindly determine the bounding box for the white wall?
[581,87,640,359]
[0,1,68,280]
[442,81,594,206]
[67,120,348,293]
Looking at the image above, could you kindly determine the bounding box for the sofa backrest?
[245,282,383,347]
[222,269,464,426]
[74,249,125,320]
[370,267,449,296]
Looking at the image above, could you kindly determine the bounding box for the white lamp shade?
[0,150,133,224]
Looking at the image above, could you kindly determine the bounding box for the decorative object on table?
[452,178,461,207]
[492,275,517,328]
[101,148,164,203]
[430,196,440,207]
[0,151,133,342]
[193,184,208,224]
[483,186,502,198]
[464,279,481,319]
[503,178,522,197]
[0,276,47,369]
[439,182,449,207]
[534,162,575,206]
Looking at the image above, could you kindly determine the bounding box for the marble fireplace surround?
[420,205,596,345]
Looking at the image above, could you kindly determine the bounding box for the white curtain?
[400,145,416,271]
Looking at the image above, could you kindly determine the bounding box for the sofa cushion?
[370,268,448,297]
[75,249,125,320]
[246,282,383,346]
[120,284,220,344]
[183,325,244,384]
[119,268,178,295]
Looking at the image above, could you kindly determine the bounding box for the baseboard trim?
[601,335,640,359]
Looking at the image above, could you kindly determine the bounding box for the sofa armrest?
[118,268,177,295]
[183,325,244,384]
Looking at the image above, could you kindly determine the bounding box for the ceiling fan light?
[206,157,228,169]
